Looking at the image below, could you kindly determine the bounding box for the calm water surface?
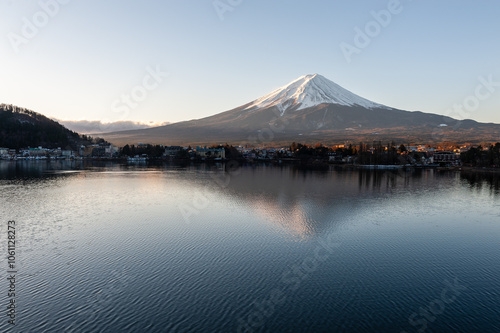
[0,161,499,332]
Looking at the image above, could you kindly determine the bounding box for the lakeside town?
[1,141,499,169]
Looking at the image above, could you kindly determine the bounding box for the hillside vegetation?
[0,104,94,149]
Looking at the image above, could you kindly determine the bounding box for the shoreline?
[1,158,499,175]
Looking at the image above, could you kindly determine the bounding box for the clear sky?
[1,0,499,124]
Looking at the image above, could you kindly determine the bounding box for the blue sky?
[1,0,499,124]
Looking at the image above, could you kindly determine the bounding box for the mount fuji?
[244,74,388,112]
[101,74,500,146]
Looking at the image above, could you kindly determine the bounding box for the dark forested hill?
[0,104,92,149]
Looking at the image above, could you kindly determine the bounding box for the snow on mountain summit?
[245,74,389,112]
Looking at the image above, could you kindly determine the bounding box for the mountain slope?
[100,75,500,146]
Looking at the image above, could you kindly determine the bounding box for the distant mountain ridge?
[101,74,500,146]
[58,119,170,134]
[0,104,93,150]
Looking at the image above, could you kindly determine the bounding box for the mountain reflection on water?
[2,161,497,238]
[1,160,499,332]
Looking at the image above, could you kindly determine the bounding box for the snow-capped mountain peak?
[245,74,389,112]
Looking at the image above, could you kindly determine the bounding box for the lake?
[1,161,499,332]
